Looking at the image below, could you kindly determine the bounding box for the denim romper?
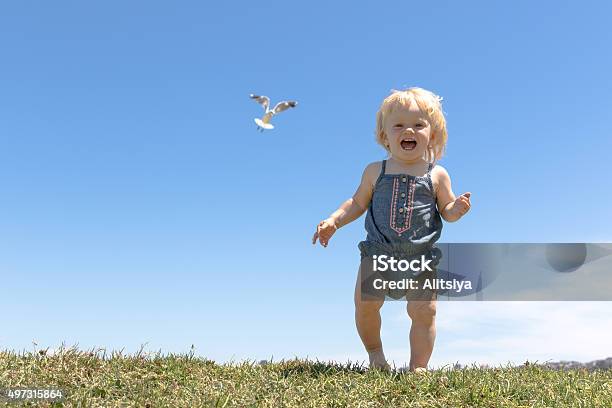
[358,160,443,299]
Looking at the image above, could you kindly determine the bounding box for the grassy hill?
[1,345,611,407]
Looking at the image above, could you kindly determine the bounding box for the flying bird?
[249,94,298,132]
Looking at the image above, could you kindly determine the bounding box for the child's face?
[383,101,433,163]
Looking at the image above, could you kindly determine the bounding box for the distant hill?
[541,357,612,371]
[444,357,612,372]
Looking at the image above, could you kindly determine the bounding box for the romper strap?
[427,161,434,174]
[372,160,386,191]
[426,161,435,195]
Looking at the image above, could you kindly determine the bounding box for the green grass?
[1,345,611,407]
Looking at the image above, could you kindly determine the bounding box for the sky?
[1,1,611,369]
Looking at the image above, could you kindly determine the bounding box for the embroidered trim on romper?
[389,177,416,235]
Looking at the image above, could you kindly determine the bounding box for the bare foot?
[369,360,391,372]
[368,348,391,372]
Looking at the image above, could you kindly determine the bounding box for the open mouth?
[400,138,417,151]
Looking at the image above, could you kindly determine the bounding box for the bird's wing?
[250,94,270,111]
[271,100,298,115]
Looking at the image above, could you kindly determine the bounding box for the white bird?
[249,94,298,132]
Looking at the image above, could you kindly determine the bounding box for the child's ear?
[382,133,389,147]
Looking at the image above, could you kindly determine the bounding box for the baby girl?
[312,87,471,372]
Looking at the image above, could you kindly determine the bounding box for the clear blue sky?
[1,1,611,368]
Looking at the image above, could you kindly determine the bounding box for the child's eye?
[394,124,403,128]
[415,123,424,128]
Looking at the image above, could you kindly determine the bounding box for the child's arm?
[434,165,471,222]
[312,162,379,247]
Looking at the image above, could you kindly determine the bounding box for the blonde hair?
[375,87,448,162]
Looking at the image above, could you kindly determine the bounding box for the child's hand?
[312,218,338,247]
[449,192,471,219]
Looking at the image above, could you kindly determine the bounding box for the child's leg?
[407,298,437,371]
[354,265,388,369]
